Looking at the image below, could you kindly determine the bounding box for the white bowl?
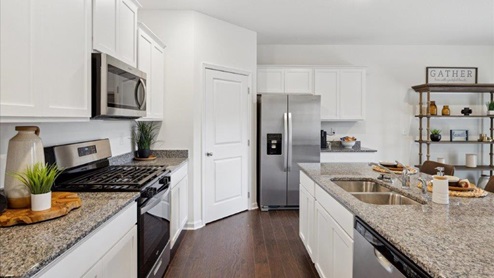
[341,140,356,149]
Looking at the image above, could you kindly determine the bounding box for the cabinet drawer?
[300,171,315,197]
[315,185,354,238]
[170,163,187,188]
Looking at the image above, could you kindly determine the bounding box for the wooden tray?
[133,155,157,161]
[372,165,417,175]
[417,182,488,197]
[0,192,82,227]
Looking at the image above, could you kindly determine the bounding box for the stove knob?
[141,188,157,198]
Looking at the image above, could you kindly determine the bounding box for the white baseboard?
[249,202,258,210]
[184,219,205,230]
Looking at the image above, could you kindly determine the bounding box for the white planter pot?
[31,192,52,211]
[488,110,494,115]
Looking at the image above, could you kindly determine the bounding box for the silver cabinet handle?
[288,112,292,172]
[283,113,288,172]
[206,152,213,157]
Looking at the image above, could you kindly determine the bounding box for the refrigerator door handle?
[288,112,293,171]
[283,112,288,172]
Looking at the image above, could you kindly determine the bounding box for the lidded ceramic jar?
[4,126,45,208]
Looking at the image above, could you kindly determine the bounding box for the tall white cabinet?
[93,0,140,67]
[0,0,92,122]
[300,171,354,278]
[137,23,166,120]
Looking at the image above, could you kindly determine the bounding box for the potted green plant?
[430,129,441,142]
[13,163,62,211]
[132,121,159,158]
[486,101,494,115]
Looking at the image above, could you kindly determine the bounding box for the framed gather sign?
[426,67,478,84]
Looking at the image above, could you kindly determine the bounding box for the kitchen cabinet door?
[0,0,91,121]
[258,68,284,93]
[284,68,313,94]
[299,185,315,261]
[314,202,353,278]
[149,44,165,119]
[93,0,118,56]
[170,184,180,248]
[118,0,138,67]
[100,226,138,278]
[137,24,165,120]
[315,69,339,120]
[179,176,189,230]
[339,69,365,120]
[170,162,188,248]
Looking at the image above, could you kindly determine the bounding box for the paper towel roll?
[466,154,477,168]
[432,176,449,204]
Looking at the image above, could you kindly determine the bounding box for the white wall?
[139,10,257,228]
[259,44,494,181]
[0,121,134,188]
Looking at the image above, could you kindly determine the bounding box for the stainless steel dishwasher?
[354,217,431,278]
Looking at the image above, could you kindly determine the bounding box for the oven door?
[92,53,147,118]
[138,187,170,278]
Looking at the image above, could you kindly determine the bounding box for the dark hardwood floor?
[165,210,319,278]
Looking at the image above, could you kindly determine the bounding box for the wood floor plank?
[164,210,318,278]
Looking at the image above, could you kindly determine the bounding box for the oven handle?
[140,187,169,215]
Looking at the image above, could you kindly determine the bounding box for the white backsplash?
[0,120,135,188]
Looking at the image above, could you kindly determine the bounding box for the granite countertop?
[321,141,377,153]
[0,150,188,278]
[110,150,188,173]
[0,192,139,278]
[299,162,494,278]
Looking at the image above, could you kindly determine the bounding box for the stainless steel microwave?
[92,53,147,118]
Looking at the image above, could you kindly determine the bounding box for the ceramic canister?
[432,176,449,205]
[4,126,45,208]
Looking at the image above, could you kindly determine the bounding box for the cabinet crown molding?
[137,22,167,49]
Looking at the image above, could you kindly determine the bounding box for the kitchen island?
[299,162,494,278]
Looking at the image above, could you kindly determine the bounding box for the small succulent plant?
[430,129,441,135]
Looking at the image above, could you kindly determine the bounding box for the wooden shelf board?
[412,83,494,93]
[415,115,494,118]
[415,140,494,144]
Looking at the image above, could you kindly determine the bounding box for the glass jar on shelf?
[429,101,437,115]
[441,105,450,116]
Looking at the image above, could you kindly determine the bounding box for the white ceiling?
[139,0,494,45]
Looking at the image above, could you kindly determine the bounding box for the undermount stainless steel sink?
[332,180,392,193]
[351,193,421,205]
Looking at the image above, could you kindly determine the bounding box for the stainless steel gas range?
[45,139,170,278]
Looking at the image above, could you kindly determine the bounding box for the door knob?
[206,152,213,157]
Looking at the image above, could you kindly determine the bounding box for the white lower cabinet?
[300,171,354,278]
[170,162,188,248]
[38,202,137,278]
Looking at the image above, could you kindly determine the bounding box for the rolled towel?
[458,179,471,188]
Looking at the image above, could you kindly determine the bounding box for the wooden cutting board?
[0,192,82,227]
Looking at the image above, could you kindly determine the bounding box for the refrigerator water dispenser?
[267,134,282,155]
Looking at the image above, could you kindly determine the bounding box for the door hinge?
[248,87,250,94]
[248,140,250,146]
[248,192,250,198]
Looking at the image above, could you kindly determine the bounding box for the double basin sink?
[331,180,422,205]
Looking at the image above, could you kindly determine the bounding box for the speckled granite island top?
[110,149,188,172]
[0,192,139,278]
[299,163,494,278]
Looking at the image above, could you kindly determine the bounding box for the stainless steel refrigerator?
[257,94,321,211]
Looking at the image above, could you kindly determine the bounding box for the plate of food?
[340,136,357,148]
[379,161,398,168]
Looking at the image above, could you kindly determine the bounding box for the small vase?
[441,105,450,116]
[31,192,51,211]
[137,149,151,158]
[430,134,441,142]
[429,101,437,115]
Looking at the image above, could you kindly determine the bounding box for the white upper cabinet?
[315,67,366,121]
[0,0,91,122]
[93,0,140,67]
[258,67,313,94]
[137,23,166,120]
[258,68,285,93]
[284,68,313,93]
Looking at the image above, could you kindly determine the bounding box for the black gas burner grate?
[58,165,168,191]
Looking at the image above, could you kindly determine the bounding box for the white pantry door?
[204,69,249,224]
